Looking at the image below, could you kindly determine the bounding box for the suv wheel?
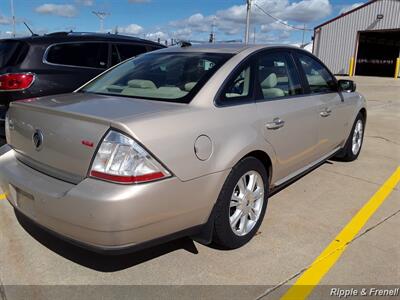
[212,157,269,249]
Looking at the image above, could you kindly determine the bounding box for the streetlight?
[10,0,16,37]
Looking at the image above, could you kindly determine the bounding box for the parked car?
[0,44,366,253]
[0,32,165,141]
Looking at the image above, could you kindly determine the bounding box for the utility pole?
[253,27,256,44]
[10,0,16,37]
[301,23,306,47]
[209,16,216,43]
[245,0,252,44]
[92,11,110,33]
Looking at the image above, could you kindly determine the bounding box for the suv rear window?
[0,41,28,68]
[46,42,108,69]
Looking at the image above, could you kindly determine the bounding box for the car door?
[294,52,348,156]
[254,50,320,183]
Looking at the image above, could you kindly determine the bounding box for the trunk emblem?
[32,130,44,151]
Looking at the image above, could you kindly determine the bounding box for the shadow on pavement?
[15,210,199,272]
[13,159,336,271]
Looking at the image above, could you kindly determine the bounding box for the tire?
[335,113,365,162]
[212,157,269,249]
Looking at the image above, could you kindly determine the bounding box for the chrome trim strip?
[15,152,82,185]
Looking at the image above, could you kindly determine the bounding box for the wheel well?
[243,150,272,182]
[359,108,367,122]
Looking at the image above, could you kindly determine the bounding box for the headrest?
[184,82,196,92]
[127,80,156,89]
[261,73,278,88]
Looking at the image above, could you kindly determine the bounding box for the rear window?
[111,43,148,65]
[46,42,108,69]
[0,41,28,68]
[80,52,232,103]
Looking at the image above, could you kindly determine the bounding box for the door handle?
[320,108,332,117]
[266,118,285,130]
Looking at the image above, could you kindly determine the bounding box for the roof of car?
[3,32,164,47]
[158,43,299,54]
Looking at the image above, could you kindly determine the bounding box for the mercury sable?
[0,44,366,252]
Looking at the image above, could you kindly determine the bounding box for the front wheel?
[212,157,269,249]
[335,113,365,161]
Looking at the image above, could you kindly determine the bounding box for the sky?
[0,0,365,44]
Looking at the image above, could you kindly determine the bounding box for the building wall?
[313,0,400,75]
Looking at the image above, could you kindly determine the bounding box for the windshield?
[80,52,233,103]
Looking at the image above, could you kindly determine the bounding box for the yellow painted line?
[281,166,400,300]
[0,193,6,200]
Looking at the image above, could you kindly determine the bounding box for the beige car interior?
[261,73,285,98]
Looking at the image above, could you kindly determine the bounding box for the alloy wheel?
[229,171,264,236]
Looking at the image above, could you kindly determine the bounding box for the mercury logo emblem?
[32,129,44,151]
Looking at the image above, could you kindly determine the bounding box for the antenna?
[92,11,110,33]
[10,0,16,37]
[23,22,37,36]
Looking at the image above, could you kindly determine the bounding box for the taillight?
[0,73,35,91]
[90,130,171,184]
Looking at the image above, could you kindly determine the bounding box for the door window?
[222,65,252,101]
[46,42,108,69]
[297,53,337,93]
[256,52,303,100]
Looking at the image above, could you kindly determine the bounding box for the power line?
[253,2,313,32]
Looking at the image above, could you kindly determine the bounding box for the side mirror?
[338,79,356,93]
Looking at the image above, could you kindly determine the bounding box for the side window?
[222,65,251,100]
[256,52,302,100]
[297,53,336,93]
[46,43,108,69]
[111,45,120,66]
[115,44,147,62]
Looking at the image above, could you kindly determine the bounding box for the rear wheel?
[212,157,269,249]
[336,113,365,161]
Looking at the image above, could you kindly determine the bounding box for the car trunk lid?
[6,92,184,183]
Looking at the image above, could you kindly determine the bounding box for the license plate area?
[9,185,36,218]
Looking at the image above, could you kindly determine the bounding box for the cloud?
[119,24,144,35]
[128,0,151,3]
[168,0,332,41]
[0,14,12,25]
[76,0,94,6]
[35,4,78,18]
[281,0,332,23]
[145,31,168,40]
[339,2,364,14]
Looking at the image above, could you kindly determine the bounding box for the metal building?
[313,0,400,77]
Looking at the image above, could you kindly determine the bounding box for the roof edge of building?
[314,0,379,30]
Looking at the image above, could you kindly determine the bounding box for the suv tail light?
[0,73,35,91]
[90,130,171,184]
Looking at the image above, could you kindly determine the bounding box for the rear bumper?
[0,146,229,252]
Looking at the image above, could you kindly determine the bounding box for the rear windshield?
[0,41,27,68]
[80,52,233,103]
